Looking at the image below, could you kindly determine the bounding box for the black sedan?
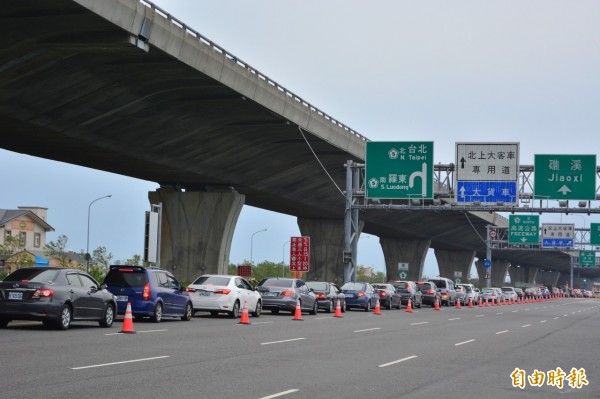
[371,283,402,310]
[306,281,346,313]
[0,267,117,330]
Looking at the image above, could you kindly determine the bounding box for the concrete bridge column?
[508,266,526,285]
[537,271,560,287]
[434,249,475,283]
[298,218,350,284]
[491,259,510,286]
[475,258,486,286]
[379,238,431,281]
[524,267,539,284]
[149,188,244,282]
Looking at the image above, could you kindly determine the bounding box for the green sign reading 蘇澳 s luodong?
[579,251,596,267]
[534,154,596,200]
[365,141,434,199]
[509,215,540,245]
[590,223,600,246]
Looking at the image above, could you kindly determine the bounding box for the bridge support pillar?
[298,218,351,284]
[434,248,475,283]
[537,271,560,287]
[149,188,244,282]
[379,238,431,281]
[491,259,510,286]
[475,258,486,286]
[524,267,538,284]
[508,266,526,285]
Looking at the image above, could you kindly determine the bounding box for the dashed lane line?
[378,355,418,368]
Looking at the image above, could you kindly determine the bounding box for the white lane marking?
[105,329,168,336]
[496,312,504,315]
[455,339,476,346]
[259,389,299,399]
[511,310,518,313]
[553,317,559,320]
[563,314,568,317]
[475,314,485,318]
[524,308,530,311]
[522,324,531,328]
[448,318,461,321]
[247,321,273,325]
[496,330,509,335]
[354,327,381,333]
[314,317,335,320]
[71,356,170,370]
[378,355,418,368]
[410,322,429,325]
[261,338,306,346]
[540,320,547,323]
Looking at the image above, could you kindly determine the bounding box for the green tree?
[0,235,33,270]
[91,246,113,271]
[46,234,70,267]
[123,254,142,266]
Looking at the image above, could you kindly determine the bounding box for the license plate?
[117,295,128,302]
[261,292,275,297]
[196,292,210,297]
[8,292,23,300]
[344,293,353,298]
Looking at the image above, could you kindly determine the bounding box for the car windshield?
[460,286,472,292]
[259,278,293,288]
[341,282,366,291]
[4,268,60,283]
[306,282,328,291]
[104,270,149,288]
[191,276,231,286]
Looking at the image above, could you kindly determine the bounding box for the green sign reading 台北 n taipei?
[365,142,434,199]
[534,154,596,200]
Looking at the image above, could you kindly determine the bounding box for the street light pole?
[250,229,267,265]
[86,195,112,272]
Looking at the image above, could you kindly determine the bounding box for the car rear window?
[429,279,447,289]
[306,282,328,291]
[416,283,433,291]
[501,287,513,292]
[104,270,149,288]
[191,276,231,286]
[371,284,389,290]
[341,283,366,291]
[4,268,60,283]
[259,278,293,288]
[392,282,408,289]
[482,288,494,294]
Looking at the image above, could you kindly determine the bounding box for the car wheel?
[99,304,115,327]
[327,300,334,313]
[271,309,279,315]
[252,301,262,318]
[341,300,347,312]
[365,300,371,312]
[417,299,422,309]
[181,302,193,321]
[57,304,72,330]
[229,301,241,319]
[0,318,8,328]
[310,300,318,315]
[386,300,392,310]
[152,303,163,323]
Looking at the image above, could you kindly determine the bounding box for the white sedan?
[186,275,261,318]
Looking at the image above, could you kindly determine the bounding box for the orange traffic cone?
[121,302,136,334]
[434,297,440,311]
[334,299,343,318]
[406,298,413,313]
[478,297,483,307]
[456,298,461,309]
[292,299,303,321]
[374,298,382,315]
[238,300,251,325]
[468,298,474,308]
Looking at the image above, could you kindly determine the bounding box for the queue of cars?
[0,267,588,330]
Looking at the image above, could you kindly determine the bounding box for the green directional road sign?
[366,141,434,199]
[579,251,596,267]
[590,223,600,246]
[534,154,596,200]
[509,215,540,245]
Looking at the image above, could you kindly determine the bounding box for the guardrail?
[140,0,369,143]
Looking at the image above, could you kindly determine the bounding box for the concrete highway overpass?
[1,0,596,286]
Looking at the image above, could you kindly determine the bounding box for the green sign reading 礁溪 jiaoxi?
[534,154,596,200]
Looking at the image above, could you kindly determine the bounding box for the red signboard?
[290,236,310,272]
[237,265,252,277]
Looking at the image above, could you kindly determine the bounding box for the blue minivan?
[103,266,193,322]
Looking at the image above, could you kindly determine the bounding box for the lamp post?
[86,195,112,272]
[282,240,290,277]
[250,229,267,265]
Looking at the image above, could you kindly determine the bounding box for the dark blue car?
[103,266,193,322]
[341,282,378,312]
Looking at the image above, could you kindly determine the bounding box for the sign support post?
[486,225,492,288]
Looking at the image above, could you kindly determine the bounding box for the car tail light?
[32,289,54,298]
[357,292,365,297]
[142,283,151,300]
[492,292,496,297]
[282,291,294,297]
[213,289,231,295]
[185,288,196,293]
[117,268,135,272]
[315,293,326,299]
[426,290,434,295]
[378,291,387,297]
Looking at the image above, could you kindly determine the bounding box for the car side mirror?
[100,284,108,290]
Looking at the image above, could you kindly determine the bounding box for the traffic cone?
[455,298,461,309]
[484,298,489,307]
[292,299,303,321]
[334,299,343,318]
[238,300,250,325]
[434,297,440,311]
[468,298,474,308]
[478,297,483,307]
[374,298,382,315]
[406,298,413,313]
[121,302,136,334]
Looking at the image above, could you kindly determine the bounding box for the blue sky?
[2,0,599,277]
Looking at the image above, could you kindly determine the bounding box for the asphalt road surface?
[1,298,598,399]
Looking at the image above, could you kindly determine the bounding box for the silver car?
[256,278,318,315]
